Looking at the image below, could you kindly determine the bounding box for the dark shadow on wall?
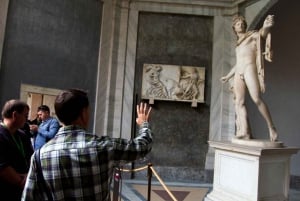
[246,0,300,186]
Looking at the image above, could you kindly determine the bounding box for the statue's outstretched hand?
[263,15,274,29]
[136,102,152,125]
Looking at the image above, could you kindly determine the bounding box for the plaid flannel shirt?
[22,122,152,201]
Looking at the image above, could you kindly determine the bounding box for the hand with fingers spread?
[136,102,152,125]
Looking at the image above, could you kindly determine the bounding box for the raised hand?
[136,102,152,125]
[263,15,274,29]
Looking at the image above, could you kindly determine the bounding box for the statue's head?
[232,15,247,34]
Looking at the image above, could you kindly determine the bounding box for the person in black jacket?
[0,99,34,201]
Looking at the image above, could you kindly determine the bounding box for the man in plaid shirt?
[22,88,152,200]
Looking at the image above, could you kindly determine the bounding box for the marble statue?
[221,14,278,142]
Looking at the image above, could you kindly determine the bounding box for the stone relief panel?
[141,63,205,105]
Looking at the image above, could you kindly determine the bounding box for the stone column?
[94,0,131,138]
[205,15,236,169]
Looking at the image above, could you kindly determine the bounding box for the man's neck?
[42,116,51,122]
[1,119,17,134]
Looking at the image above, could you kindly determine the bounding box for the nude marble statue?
[221,14,278,142]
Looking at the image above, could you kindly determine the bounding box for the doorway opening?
[20,84,62,122]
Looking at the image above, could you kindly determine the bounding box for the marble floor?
[113,180,300,201]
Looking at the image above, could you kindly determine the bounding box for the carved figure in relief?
[220,14,278,141]
[144,65,168,98]
[174,67,203,100]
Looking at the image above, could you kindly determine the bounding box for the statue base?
[231,138,284,148]
[204,140,299,201]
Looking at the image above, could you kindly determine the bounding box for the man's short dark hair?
[54,89,89,125]
[37,105,50,113]
[1,100,29,118]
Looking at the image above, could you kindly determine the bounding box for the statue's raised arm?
[259,14,274,41]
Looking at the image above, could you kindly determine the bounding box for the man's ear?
[80,107,89,128]
[12,111,18,120]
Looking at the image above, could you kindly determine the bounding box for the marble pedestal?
[205,140,299,201]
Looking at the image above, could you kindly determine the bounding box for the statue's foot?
[269,126,278,142]
[235,134,250,140]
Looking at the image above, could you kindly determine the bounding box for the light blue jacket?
[34,117,60,150]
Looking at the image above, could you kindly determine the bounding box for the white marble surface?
[231,138,284,148]
[205,141,299,201]
[141,64,205,103]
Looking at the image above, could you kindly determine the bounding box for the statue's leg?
[245,73,278,141]
[234,75,251,139]
[252,98,278,141]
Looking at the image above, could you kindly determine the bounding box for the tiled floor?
[111,180,210,201]
[289,189,300,201]
[114,180,300,201]
[130,184,209,201]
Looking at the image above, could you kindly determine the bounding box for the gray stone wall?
[0,0,102,131]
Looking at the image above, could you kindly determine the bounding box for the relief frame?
[141,63,205,106]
